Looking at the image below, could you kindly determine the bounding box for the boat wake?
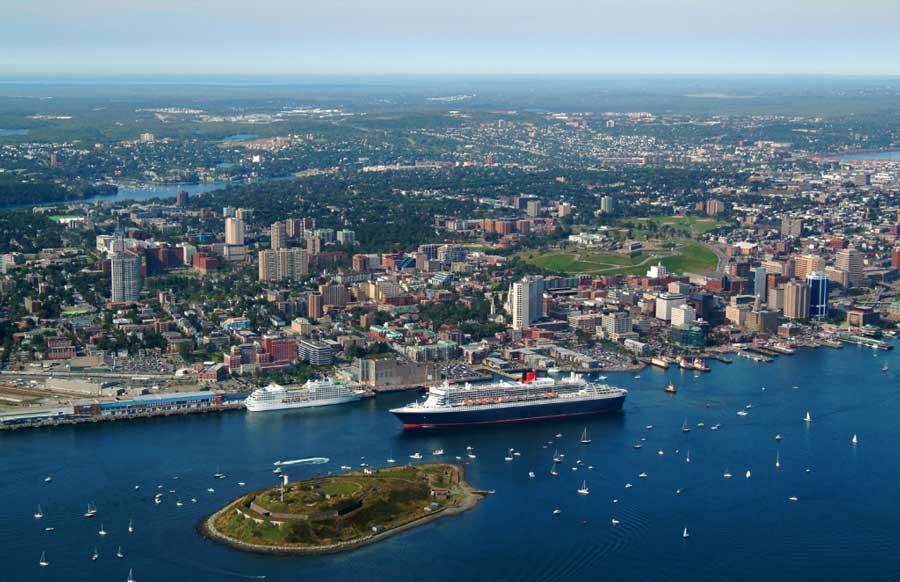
[273,457,330,467]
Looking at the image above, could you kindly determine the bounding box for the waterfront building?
[784,280,811,320]
[670,304,697,327]
[298,339,334,366]
[670,324,706,348]
[807,271,829,320]
[600,311,632,339]
[655,292,686,321]
[509,276,544,330]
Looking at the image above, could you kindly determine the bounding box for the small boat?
[98,524,107,536]
[340,465,352,470]
[44,477,52,483]
[528,471,536,479]
[432,449,444,457]
[634,375,641,380]
[191,498,197,503]
[682,420,691,433]
[39,551,49,567]
[513,451,521,457]
[555,433,563,438]
[552,509,561,515]
[611,518,620,525]
[128,519,133,534]
[91,546,99,561]
[657,450,664,456]
[34,505,43,519]
[206,488,215,493]
[116,546,124,559]
[852,434,858,445]
[696,421,705,428]
[775,451,781,469]
[467,453,477,459]
[238,482,246,487]
[645,425,654,430]
[175,500,183,507]
[723,470,733,479]
[682,527,690,539]
[882,364,889,372]
[134,485,140,490]
[737,410,749,417]
[504,448,514,461]
[633,443,643,449]
[775,434,782,442]
[625,483,633,489]
[666,382,677,394]
[44,527,54,532]
[577,480,590,495]
[580,427,591,444]
[745,470,751,479]
[711,424,721,431]
[273,467,282,474]
[552,450,562,463]
[676,488,683,495]
[685,450,691,464]
[638,472,648,479]
[84,503,97,518]
[550,465,559,477]
[571,466,578,471]
[804,411,812,423]
[127,568,136,582]
[788,496,799,502]
[466,445,474,451]
[154,497,162,505]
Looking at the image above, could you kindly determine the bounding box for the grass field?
[525,240,717,276]
[635,215,731,236]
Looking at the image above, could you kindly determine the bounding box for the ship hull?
[245,395,360,413]
[391,393,625,429]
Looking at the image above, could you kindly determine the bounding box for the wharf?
[0,401,245,431]
[735,350,773,363]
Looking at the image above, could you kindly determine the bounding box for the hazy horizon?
[2,0,899,76]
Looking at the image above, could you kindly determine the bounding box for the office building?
[751,266,767,302]
[600,312,632,339]
[794,254,825,280]
[509,276,544,330]
[807,272,829,320]
[670,304,696,327]
[835,247,865,287]
[784,280,811,320]
[655,292,686,321]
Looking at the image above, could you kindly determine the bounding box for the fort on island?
[201,463,484,555]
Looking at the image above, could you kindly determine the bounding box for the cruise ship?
[244,378,363,412]
[390,372,626,429]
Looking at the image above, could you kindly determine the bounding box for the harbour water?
[3,343,899,582]
[839,150,900,162]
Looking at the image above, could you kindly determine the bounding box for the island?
[200,463,485,555]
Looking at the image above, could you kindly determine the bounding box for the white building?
[655,292,686,321]
[110,240,141,303]
[225,217,245,246]
[670,304,696,327]
[509,276,544,330]
[647,262,668,279]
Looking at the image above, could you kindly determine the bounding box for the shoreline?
[198,464,486,556]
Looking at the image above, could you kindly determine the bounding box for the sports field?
[525,240,717,276]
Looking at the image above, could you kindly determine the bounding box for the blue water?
[840,150,900,161]
[0,128,28,137]
[4,344,899,582]
[0,182,232,210]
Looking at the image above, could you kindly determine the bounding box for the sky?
[2,0,899,76]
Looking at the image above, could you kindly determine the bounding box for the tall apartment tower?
[600,196,616,215]
[270,221,287,250]
[110,240,142,303]
[258,248,309,282]
[509,276,544,330]
[225,217,245,246]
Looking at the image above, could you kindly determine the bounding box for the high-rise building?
[706,199,725,216]
[526,200,541,217]
[318,283,349,307]
[222,206,236,218]
[509,276,544,330]
[109,240,142,303]
[892,247,900,269]
[307,292,323,320]
[783,280,810,320]
[235,208,252,221]
[655,292,686,321]
[270,221,287,250]
[600,196,616,215]
[751,266,768,302]
[670,304,696,327]
[175,190,188,207]
[225,217,245,246]
[807,272,829,320]
[600,312,632,339]
[835,247,865,287]
[258,248,309,282]
[307,236,322,255]
[337,229,356,246]
[794,254,825,280]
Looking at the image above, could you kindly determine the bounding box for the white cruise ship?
[244,378,363,412]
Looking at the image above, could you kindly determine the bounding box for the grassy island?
[201,463,484,555]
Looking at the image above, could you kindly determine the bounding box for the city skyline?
[2,0,900,76]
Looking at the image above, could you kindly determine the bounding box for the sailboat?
[852,434,858,445]
[39,551,49,567]
[128,519,134,534]
[666,382,677,394]
[685,450,691,464]
[34,505,43,519]
[745,469,751,479]
[116,546,124,559]
[682,527,690,539]
[91,546,99,561]
[552,449,562,463]
[504,448,514,461]
[212,466,226,479]
[723,469,733,479]
[98,524,108,536]
[577,480,590,495]
[580,427,591,444]
[550,463,559,477]
[127,568,135,582]
[804,411,812,423]
[528,471,536,479]
[775,451,781,469]
[409,452,423,460]
[882,363,889,373]
[84,503,97,518]
[387,451,396,464]
[682,420,691,433]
